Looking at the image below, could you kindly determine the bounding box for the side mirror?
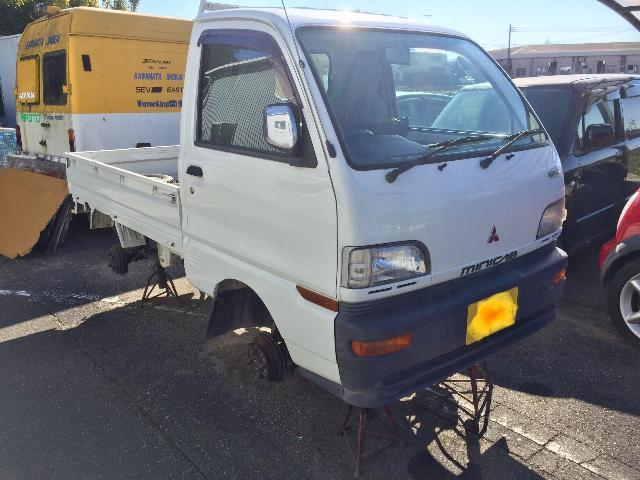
[264,103,299,153]
[584,123,614,150]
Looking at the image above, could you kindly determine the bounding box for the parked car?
[514,75,640,253]
[600,189,640,349]
[64,7,567,408]
[396,92,451,128]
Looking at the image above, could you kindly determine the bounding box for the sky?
[136,0,640,50]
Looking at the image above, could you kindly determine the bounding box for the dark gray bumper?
[302,244,567,408]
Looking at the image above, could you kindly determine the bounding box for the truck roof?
[513,74,640,88]
[25,7,191,44]
[194,7,465,40]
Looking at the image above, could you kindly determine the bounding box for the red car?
[600,189,640,349]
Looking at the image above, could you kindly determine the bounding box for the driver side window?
[197,37,295,158]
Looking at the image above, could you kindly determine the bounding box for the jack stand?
[437,361,493,436]
[141,262,182,306]
[339,405,404,477]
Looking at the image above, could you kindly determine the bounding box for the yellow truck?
[1,7,191,258]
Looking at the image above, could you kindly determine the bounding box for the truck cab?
[66,8,567,408]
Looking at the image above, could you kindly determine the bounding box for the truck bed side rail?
[65,147,183,255]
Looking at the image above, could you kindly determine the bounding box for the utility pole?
[507,24,513,77]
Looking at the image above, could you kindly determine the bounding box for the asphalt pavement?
[0,220,638,480]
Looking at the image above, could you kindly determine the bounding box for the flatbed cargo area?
[73,147,181,182]
[65,146,183,255]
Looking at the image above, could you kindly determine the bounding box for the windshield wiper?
[479,129,543,169]
[385,134,495,183]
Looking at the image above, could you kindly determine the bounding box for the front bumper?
[306,244,567,408]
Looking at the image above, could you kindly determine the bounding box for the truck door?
[40,50,70,154]
[180,28,338,368]
[564,91,626,248]
[16,49,70,156]
[16,55,41,152]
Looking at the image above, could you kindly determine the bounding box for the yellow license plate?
[466,287,519,345]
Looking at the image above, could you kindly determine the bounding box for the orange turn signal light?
[352,334,413,358]
[553,268,567,284]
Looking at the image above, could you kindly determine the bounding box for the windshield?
[297,28,545,170]
[519,86,573,156]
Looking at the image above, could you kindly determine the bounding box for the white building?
[490,42,640,78]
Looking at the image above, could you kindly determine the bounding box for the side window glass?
[575,99,615,153]
[43,51,67,105]
[197,41,295,156]
[309,53,330,91]
[623,96,640,140]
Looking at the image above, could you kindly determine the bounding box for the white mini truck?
[66,8,568,408]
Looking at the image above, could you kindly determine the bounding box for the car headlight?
[537,198,566,239]
[343,243,429,289]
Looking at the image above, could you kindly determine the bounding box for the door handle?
[186,165,203,177]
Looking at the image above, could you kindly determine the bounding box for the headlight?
[537,198,566,239]
[343,243,429,289]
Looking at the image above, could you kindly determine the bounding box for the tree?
[101,0,139,10]
[0,0,141,36]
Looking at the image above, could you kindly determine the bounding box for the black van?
[514,75,640,253]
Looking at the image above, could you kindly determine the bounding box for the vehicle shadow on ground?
[1,294,545,480]
[0,217,188,327]
[400,389,544,479]
[563,243,607,309]
[486,243,640,420]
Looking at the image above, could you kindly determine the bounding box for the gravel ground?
[0,220,638,480]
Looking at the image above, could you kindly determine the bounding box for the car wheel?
[606,259,640,350]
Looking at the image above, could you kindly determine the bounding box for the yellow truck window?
[17,56,40,104]
[43,51,67,105]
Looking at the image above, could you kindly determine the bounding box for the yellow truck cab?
[15,7,191,157]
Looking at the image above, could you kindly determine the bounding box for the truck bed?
[65,146,183,255]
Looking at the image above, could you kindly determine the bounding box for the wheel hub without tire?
[247,332,286,381]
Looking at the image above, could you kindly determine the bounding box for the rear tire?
[606,259,640,350]
[107,244,129,275]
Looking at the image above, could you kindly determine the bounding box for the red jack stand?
[339,405,404,477]
[437,361,494,436]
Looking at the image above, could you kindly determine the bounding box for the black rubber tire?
[605,259,640,350]
[107,244,129,275]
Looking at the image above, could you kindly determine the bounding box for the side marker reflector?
[296,285,338,312]
[554,268,567,284]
